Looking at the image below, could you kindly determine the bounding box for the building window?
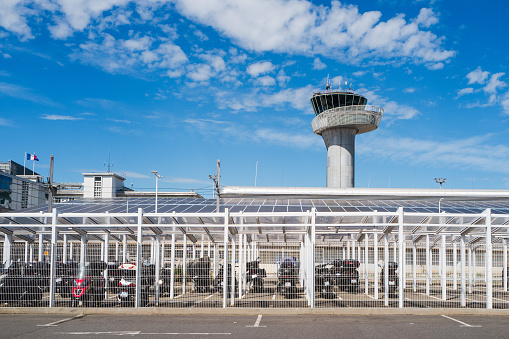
[21,181,29,208]
[94,176,102,197]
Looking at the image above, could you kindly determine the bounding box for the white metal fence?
[0,207,508,309]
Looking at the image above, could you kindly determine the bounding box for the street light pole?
[151,171,162,213]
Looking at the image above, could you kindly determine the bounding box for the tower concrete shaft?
[322,128,356,188]
[310,91,383,188]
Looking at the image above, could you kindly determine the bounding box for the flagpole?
[24,152,26,175]
[33,152,35,174]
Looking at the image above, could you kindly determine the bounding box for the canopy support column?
[426,235,430,296]
[374,233,379,299]
[183,235,187,295]
[223,208,229,309]
[441,234,446,301]
[364,235,369,295]
[384,233,389,306]
[135,208,143,308]
[2,233,12,269]
[460,235,466,307]
[398,207,404,309]
[170,232,175,299]
[486,208,493,309]
[49,208,58,307]
[453,242,457,291]
[62,234,68,264]
[503,239,508,292]
[155,234,161,306]
[412,244,417,292]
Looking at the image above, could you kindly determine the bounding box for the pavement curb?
[1,307,509,316]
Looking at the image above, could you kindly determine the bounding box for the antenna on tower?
[104,152,114,173]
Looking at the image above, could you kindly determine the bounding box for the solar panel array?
[20,197,509,215]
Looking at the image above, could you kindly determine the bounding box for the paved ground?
[0,313,507,339]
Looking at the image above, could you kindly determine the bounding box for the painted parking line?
[37,314,85,327]
[441,315,481,328]
[246,314,266,328]
[60,331,231,336]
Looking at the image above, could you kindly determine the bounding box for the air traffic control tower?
[310,86,383,188]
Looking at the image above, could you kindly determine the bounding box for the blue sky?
[1,0,508,197]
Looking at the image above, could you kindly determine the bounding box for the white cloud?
[256,75,276,86]
[466,66,489,85]
[215,85,315,112]
[0,0,34,40]
[359,133,509,174]
[40,114,82,121]
[186,63,213,82]
[461,68,508,111]
[483,72,506,94]
[71,34,188,76]
[0,118,12,126]
[312,57,326,70]
[403,87,416,93]
[246,61,275,77]
[457,87,474,97]
[357,88,420,121]
[161,177,209,184]
[122,171,150,179]
[0,81,55,105]
[501,91,509,115]
[183,118,321,149]
[107,118,131,123]
[173,0,454,68]
[352,71,366,77]
[414,8,439,28]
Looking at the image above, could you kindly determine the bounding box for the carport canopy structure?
[1,197,509,309]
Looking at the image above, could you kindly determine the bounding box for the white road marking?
[61,331,140,336]
[441,315,481,328]
[61,331,231,336]
[37,314,85,327]
[246,314,266,328]
[142,333,231,335]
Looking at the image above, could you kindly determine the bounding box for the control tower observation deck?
[310,90,383,188]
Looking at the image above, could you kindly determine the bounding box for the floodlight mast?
[310,82,384,187]
[435,178,447,189]
[209,159,221,212]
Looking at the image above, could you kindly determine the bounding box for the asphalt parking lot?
[0,313,507,339]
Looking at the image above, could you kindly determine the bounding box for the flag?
[27,153,39,161]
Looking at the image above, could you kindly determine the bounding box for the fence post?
[310,207,316,308]
[426,234,430,296]
[170,231,175,299]
[135,208,143,308]
[503,239,508,292]
[223,208,229,308]
[441,234,446,301]
[485,208,492,309]
[460,235,466,307]
[374,233,379,299]
[49,208,57,307]
[155,234,161,306]
[398,207,404,308]
[412,243,417,292]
